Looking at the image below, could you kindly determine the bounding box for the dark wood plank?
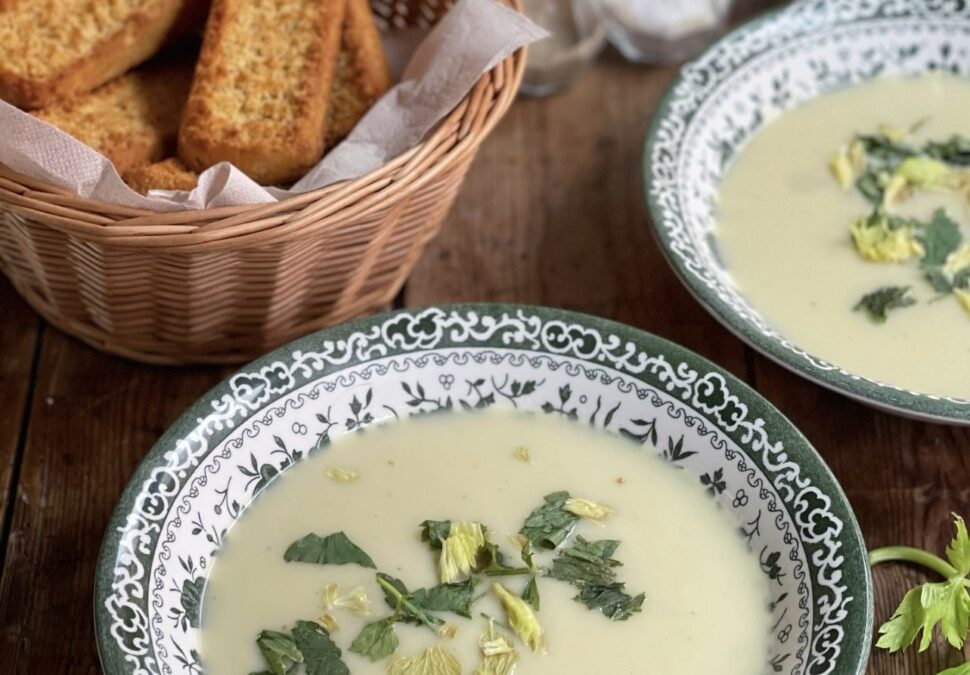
[406,55,751,380]
[0,328,231,671]
[0,276,41,547]
[752,356,970,674]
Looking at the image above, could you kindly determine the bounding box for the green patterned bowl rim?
[94,303,873,674]
[643,0,970,424]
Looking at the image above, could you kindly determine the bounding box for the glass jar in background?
[600,0,732,63]
[520,0,607,96]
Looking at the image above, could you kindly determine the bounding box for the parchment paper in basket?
[0,0,545,212]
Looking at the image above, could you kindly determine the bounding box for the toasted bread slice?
[125,157,198,193]
[0,0,207,109]
[33,55,194,175]
[325,0,392,149]
[178,0,347,185]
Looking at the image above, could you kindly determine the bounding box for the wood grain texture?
[0,277,40,550]
[0,328,229,670]
[406,54,750,380]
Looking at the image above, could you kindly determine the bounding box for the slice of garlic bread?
[178,0,347,185]
[326,0,392,148]
[125,157,198,193]
[33,55,194,175]
[0,0,206,109]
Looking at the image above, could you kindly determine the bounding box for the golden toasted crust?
[124,157,198,193]
[0,0,207,109]
[32,56,194,175]
[177,0,347,185]
[325,0,392,148]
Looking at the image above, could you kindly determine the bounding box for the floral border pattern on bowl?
[94,305,872,675]
[644,0,970,423]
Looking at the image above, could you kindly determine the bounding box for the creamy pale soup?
[201,410,771,674]
[717,74,970,400]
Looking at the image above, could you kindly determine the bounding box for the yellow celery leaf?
[480,620,517,656]
[564,497,613,523]
[325,466,361,483]
[849,140,866,173]
[882,173,910,206]
[493,583,545,653]
[896,156,954,188]
[386,645,461,675]
[850,216,923,263]
[321,582,339,608]
[884,156,961,206]
[475,620,519,675]
[438,623,459,640]
[318,612,339,632]
[943,245,970,277]
[438,522,486,583]
[829,148,856,189]
[321,583,370,616]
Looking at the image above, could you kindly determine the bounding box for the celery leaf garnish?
[854,286,915,323]
[545,536,644,621]
[871,515,970,654]
[519,491,580,549]
[253,621,349,675]
[292,620,349,675]
[349,618,399,662]
[256,630,302,675]
[283,531,376,568]
[919,209,963,270]
[420,520,453,549]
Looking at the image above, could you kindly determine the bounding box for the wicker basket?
[0,0,525,365]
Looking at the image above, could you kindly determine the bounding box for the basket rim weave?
[0,0,526,251]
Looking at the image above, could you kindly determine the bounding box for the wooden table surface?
[2,15,970,675]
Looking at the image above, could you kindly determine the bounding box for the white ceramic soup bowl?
[95,305,872,674]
